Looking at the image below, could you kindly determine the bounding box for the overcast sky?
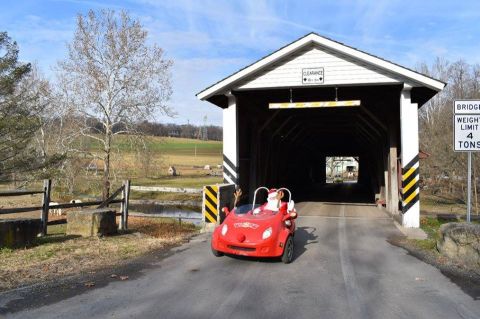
[1,0,479,125]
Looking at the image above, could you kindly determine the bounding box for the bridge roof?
[197,32,445,101]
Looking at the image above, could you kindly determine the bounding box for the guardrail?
[0,179,130,235]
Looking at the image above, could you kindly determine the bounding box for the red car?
[211,187,298,263]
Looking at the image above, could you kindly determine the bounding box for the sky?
[0,0,479,126]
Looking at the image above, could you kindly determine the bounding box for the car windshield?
[234,203,283,216]
[234,204,261,215]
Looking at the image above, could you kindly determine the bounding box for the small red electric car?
[211,187,298,263]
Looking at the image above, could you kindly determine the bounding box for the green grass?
[410,215,480,253]
[420,216,444,238]
[409,216,456,252]
[80,135,222,154]
[47,224,67,235]
[0,247,13,256]
[133,175,223,188]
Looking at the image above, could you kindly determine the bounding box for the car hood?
[220,213,280,243]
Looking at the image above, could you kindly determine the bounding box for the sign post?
[467,152,472,222]
[454,100,480,222]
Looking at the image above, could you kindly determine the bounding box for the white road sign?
[454,100,480,152]
[454,115,480,151]
[454,100,480,114]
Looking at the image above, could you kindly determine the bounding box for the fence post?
[119,183,125,231]
[120,180,130,231]
[40,179,51,236]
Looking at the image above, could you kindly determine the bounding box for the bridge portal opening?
[326,156,358,184]
[234,86,396,204]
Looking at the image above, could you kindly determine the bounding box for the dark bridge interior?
[232,84,433,204]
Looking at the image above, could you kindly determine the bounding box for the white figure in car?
[253,189,284,214]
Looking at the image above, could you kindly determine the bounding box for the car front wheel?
[281,236,294,264]
[211,245,224,257]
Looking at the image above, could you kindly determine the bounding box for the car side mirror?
[282,211,297,221]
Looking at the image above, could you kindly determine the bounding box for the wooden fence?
[0,179,130,235]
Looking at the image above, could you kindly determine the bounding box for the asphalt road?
[3,203,480,319]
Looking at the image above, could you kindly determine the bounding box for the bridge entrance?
[197,33,445,227]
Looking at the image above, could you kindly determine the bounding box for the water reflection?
[130,203,202,225]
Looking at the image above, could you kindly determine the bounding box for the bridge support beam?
[223,94,239,185]
[400,85,420,227]
[382,147,389,207]
[387,124,399,215]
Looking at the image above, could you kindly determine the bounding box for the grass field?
[81,135,222,153]
[103,136,223,188]
[79,135,222,176]
[102,136,222,200]
[0,136,223,202]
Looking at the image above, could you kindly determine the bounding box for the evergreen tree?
[0,32,60,181]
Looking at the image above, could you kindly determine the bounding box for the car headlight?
[262,227,272,240]
[221,224,228,236]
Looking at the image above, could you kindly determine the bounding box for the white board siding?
[237,45,403,90]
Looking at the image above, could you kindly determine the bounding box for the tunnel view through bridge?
[197,33,445,228]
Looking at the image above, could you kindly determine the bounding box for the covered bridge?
[197,33,445,227]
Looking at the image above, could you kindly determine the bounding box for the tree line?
[133,121,222,140]
[418,58,480,208]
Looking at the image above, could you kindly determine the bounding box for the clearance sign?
[454,100,480,151]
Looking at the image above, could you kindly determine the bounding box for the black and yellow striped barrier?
[203,185,219,223]
[402,155,419,214]
[269,100,361,109]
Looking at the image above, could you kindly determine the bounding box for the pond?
[129,203,202,225]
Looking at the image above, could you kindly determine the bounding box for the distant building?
[326,157,358,178]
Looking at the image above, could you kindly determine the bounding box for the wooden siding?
[237,44,403,90]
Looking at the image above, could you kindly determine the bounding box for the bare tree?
[326,157,343,179]
[56,10,173,198]
[23,65,71,174]
[418,58,480,205]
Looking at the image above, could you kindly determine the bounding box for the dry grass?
[0,217,199,291]
[421,194,468,215]
[112,152,222,178]
[0,194,43,214]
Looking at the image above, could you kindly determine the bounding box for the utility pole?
[202,115,208,140]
